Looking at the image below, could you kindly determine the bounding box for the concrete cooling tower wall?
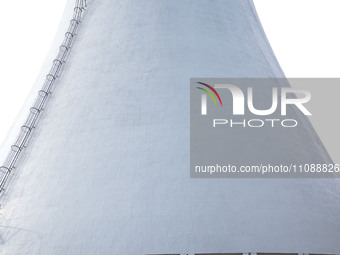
[0,0,339,254]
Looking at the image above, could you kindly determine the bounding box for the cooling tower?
[0,0,339,254]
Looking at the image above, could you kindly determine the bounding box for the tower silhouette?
[0,0,339,254]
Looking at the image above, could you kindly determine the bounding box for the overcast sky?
[0,0,339,150]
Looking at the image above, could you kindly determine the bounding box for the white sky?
[0,0,339,152]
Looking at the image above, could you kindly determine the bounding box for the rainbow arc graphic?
[196,82,222,115]
[196,82,223,106]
